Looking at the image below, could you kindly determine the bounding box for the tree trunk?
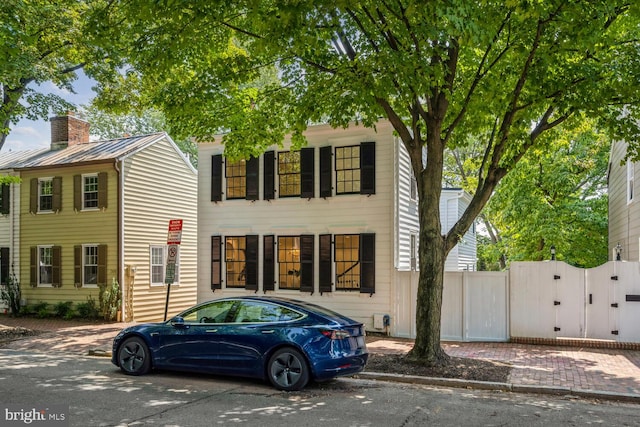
[406,180,449,365]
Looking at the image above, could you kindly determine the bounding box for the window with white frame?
[39,246,53,285]
[150,245,179,286]
[83,245,98,286]
[83,174,99,209]
[39,178,53,211]
[628,160,634,203]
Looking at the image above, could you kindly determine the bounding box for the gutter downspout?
[114,159,125,321]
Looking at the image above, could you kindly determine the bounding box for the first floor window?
[278,236,301,289]
[335,234,360,289]
[84,245,98,285]
[226,237,247,287]
[39,246,53,285]
[150,245,180,286]
[31,245,61,287]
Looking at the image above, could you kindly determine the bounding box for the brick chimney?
[50,112,90,150]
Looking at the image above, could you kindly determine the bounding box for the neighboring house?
[609,139,640,261]
[197,119,476,334]
[441,189,477,271]
[0,113,198,322]
[0,149,48,312]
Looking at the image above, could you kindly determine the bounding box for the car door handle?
[261,330,275,334]
[206,329,218,333]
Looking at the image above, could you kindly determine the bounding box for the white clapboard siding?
[609,140,640,262]
[122,136,198,322]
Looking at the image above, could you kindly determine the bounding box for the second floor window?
[226,159,246,199]
[83,175,99,209]
[336,146,361,194]
[39,179,53,211]
[278,151,301,197]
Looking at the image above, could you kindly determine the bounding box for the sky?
[3,71,96,152]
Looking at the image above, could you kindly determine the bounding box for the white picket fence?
[395,261,640,343]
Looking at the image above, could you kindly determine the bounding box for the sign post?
[164,219,183,321]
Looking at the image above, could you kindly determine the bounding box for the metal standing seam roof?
[3,132,167,170]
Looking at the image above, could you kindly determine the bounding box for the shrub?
[99,278,121,321]
[0,274,22,316]
[76,295,99,320]
[33,301,50,318]
[53,301,74,318]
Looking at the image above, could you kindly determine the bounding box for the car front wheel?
[267,347,309,391]
[118,336,151,376]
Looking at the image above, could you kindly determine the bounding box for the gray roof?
[1,132,167,170]
[0,148,49,170]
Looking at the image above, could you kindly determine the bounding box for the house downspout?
[114,159,125,321]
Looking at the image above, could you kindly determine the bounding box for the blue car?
[112,296,368,391]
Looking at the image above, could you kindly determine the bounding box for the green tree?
[94,1,640,365]
[483,118,609,268]
[446,118,609,270]
[83,106,198,167]
[0,0,122,150]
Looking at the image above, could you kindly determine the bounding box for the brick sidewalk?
[2,315,640,397]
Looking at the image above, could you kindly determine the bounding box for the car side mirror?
[170,316,186,328]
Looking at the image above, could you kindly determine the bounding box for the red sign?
[167,219,183,245]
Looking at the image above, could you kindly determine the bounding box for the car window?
[181,300,236,324]
[233,301,304,323]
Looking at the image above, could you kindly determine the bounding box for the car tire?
[118,336,151,376]
[267,347,310,391]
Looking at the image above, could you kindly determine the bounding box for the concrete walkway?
[1,315,639,402]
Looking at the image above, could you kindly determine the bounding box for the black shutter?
[300,147,314,198]
[98,172,108,209]
[74,175,82,211]
[319,146,332,198]
[319,234,332,293]
[52,246,61,287]
[245,235,258,291]
[30,247,37,287]
[74,245,82,288]
[360,142,375,195]
[246,157,259,201]
[0,247,9,285]
[52,177,62,212]
[263,151,275,200]
[211,155,223,202]
[263,235,275,291]
[211,236,222,290]
[0,184,10,215]
[98,244,108,286]
[29,179,37,214]
[360,234,375,295]
[300,234,314,293]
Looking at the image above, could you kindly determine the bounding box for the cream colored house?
[197,120,476,335]
[0,114,197,321]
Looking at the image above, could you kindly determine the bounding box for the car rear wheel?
[118,336,151,376]
[267,347,309,391]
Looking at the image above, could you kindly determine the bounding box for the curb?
[87,348,640,404]
[356,372,640,404]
